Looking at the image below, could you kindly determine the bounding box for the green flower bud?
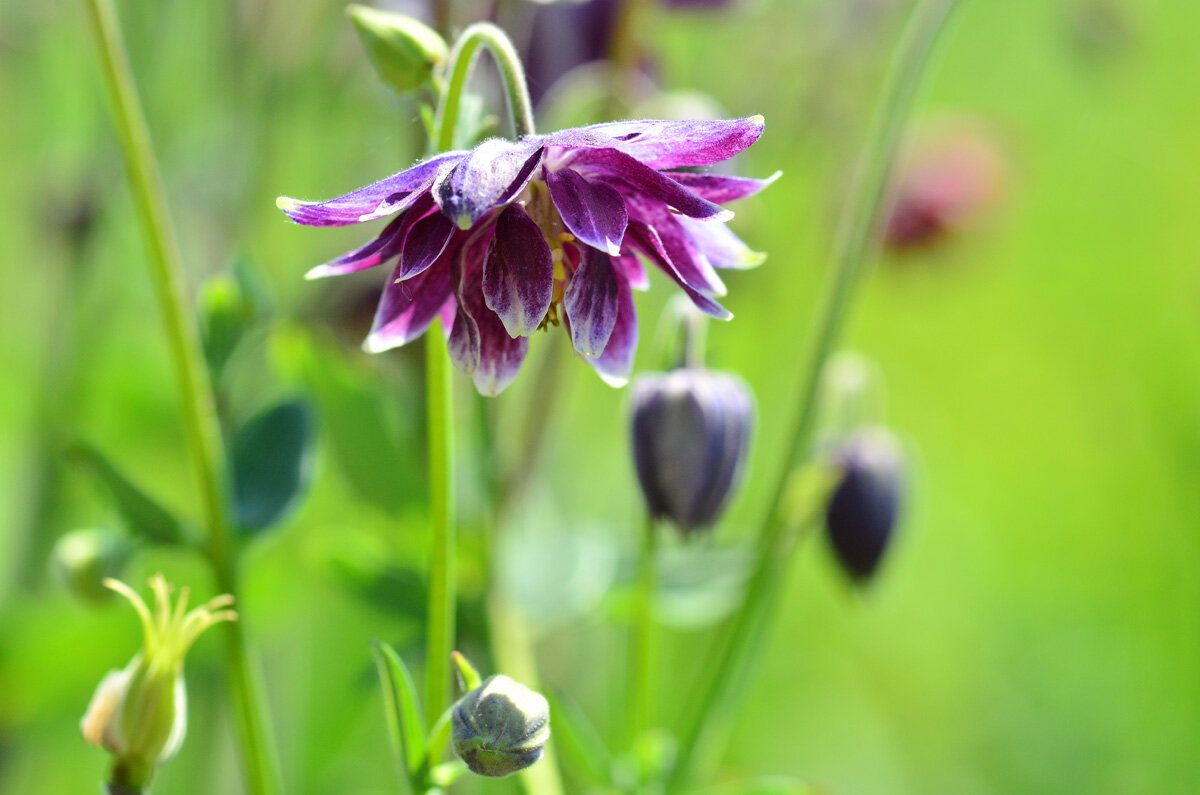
[347,5,448,95]
[452,674,550,778]
[81,575,236,789]
[52,528,133,603]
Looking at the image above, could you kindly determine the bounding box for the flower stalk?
[666,0,964,788]
[435,22,537,151]
[81,0,279,792]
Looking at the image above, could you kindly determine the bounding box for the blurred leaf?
[347,4,447,95]
[231,400,314,532]
[429,760,467,787]
[451,650,482,691]
[50,527,133,603]
[654,543,753,630]
[66,443,187,545]
[695,777,818,795]
[200,272,254,377]
[371,640,427,786]
[614,729,679,791]
[544,686,613,787]
[273,328,423,514]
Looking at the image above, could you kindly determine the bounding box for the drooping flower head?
[278,117,775,395]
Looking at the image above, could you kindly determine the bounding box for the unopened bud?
[452,674,550,778]
[347,5,448,95]
[630,369,754,535]
[81,575,236,789]
[52,528,133,603]
[824,429,905,581]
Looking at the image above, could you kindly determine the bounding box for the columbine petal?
[396,208,458,280]
[436,139,545,228]
[364,247,457,352]
[626,220,732,320]
[617,253,649,291]
[545,116,765,169]
[449,234,530,395]
[304,215,407,279]
[668,171,781,204]
[564,246,621,357]
[277,151,464,226]
[482,205,555,338]
[546,167,628,255]
[677,217,766,270]
[588,268,638,386]
[626,203,727,296]
[572,148,731,221]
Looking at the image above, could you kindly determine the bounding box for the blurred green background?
[2,0,1199,792]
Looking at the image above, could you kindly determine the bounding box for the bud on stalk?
[824,429,905,581]
[452,674,550,778]
[630,369,754,536]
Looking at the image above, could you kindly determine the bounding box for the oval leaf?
[231,400,314,532]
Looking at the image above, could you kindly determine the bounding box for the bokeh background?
[2,0,1199,792]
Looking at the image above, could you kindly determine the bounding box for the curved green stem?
[81,1,279,792]
[627,514,658,746]
[666,0,964,788]
[423,328,456,730]
[434,22,536,151]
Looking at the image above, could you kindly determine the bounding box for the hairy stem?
[667,0,964,788]
[435,22,536,151]
[81,1,279,792]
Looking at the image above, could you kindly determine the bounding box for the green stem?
[627,514,658,746]
[81,1,279,793]
[434,22,536,151]
[666,0,963,788]
[423,327,456,729]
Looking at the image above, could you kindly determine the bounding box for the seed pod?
[824,429,905,581]
[630,369,754,535]
[452,675,550,778]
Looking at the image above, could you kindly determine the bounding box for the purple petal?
[626,201,727,296]
[572,148,731,221]
[668,171,781,203]
[588,271,638,386]
[564,246,620,357]
[304,215,407,279]
[546,167,628,255]
[397,209,457,280]
[435,139,545,228]
[625,220,732,320]
[617,253,649,291]
[482,205,555,338]
[364,248,458,352]
[449,235,530,395]
[276,151,463,226]
[543,116,765,169]
[677,217,765,270]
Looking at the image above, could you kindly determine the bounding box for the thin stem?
[81,1,279,792]
[434,22,536,152]
[666,0,963,788]
[627,514,658,746]
[423,327,456,729]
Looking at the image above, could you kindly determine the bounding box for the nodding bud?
[346,4,448,95]
[81,575,236,790]
[824,429,905,582]
[52,528,133,603]
[452,675,550,778]
[630,369,754,536]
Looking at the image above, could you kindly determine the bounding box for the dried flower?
[278,117,774,395]
[452,674,551,778]
[824,429,904,581]
[630,368,754,535]
[81,575,236,789]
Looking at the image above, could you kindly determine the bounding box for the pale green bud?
[51,528,132,603]
[347,5,448,95]
[452,674,550,778]
[81,575,236,789]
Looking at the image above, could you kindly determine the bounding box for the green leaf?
[347,4,447,95]
[371,640,427,785]
[544,687,613,787]
[66,443,187,545]
[231,400,314,532]
[451,651,482,691]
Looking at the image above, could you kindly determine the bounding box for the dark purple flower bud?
[630,369,753,535]
[824,429,905,581]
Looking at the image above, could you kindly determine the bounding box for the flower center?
[519,180,577,332]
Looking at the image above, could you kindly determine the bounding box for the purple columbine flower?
[277,116,775,395]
